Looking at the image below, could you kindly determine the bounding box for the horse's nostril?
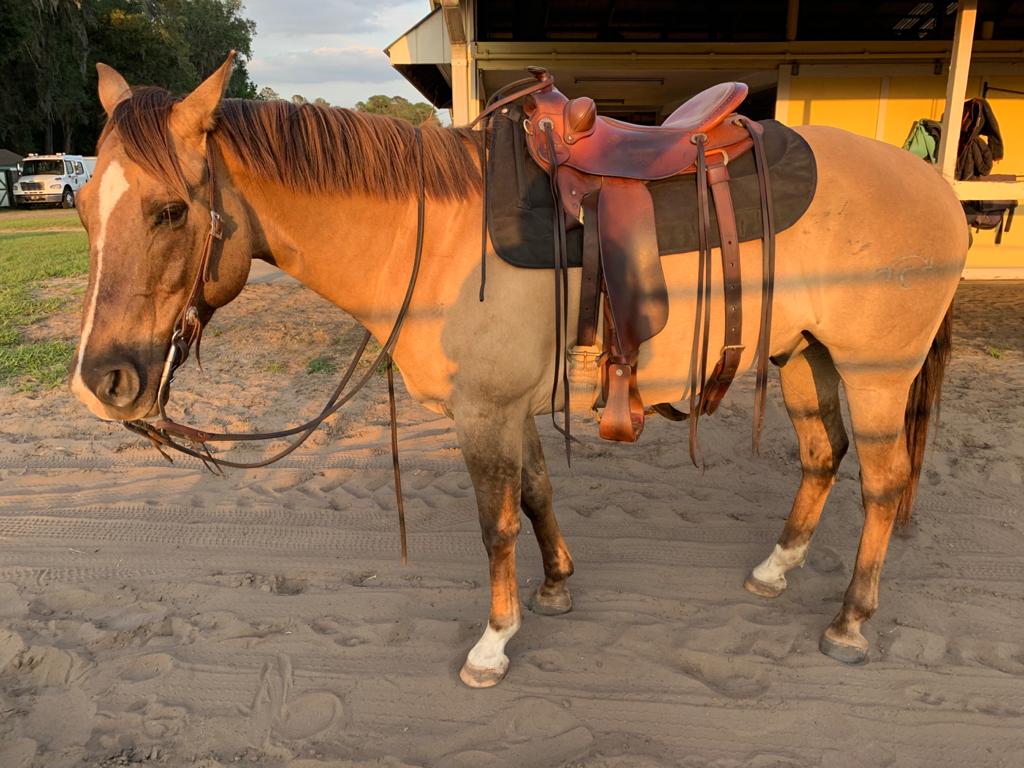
[98,365,141,408]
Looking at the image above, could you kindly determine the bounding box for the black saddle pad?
[486,106,817,268]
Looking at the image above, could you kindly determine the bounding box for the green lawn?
[0,230,90,389]
[0,212,83,231]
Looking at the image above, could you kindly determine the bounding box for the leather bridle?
[122,127,427,563]
[154,138,224,422]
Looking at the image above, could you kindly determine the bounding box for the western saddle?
[475,68,777,461]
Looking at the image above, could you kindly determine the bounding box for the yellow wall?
[777,67,1024,273]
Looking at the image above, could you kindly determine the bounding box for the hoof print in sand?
[245,654,344,747]
[10,644,86,687]
[677,649,770,699]
[117,652,175,682]
[433,698,592,768]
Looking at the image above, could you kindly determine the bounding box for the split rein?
[122,128,427,564]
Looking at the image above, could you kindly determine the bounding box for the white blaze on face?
[70,160,130,414]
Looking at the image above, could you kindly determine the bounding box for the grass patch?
[0,341,76,388]
[306,355,338,375]
[0,230,89,389]
[986,346,1004,360]
[0,231,89,281]
[264,360,288,374]
[0,212,83,231]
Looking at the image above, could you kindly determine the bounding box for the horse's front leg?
[456,404,525,688]
[521,416,574,614]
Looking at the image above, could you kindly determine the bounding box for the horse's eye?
[156,204,188,228]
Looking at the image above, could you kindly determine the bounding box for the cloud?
[243,0,420,37]
[249,46,399,84]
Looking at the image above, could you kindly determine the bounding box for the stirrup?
[599,362,644,442]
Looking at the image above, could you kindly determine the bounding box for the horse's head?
[71,53,254,421]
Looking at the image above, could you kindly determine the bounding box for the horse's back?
[794,124,968,254]
[636,124,967,405]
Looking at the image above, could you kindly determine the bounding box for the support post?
[786,0,799,42]
[442,0,479,125]
[936,0,977,181]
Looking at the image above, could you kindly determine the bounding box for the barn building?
[386,1,1024,277]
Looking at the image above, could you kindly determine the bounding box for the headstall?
[123,127,428,563]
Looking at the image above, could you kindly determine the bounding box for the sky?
[243,0,432,108]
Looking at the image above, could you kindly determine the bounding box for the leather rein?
[122,127,428,563]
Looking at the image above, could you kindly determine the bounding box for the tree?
[14,0,91,152]
[0,1,43,152]
[355,95,438,125]
[257,86,280,101]
[0,0,261,154]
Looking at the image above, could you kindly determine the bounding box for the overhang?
[385,8,454,109]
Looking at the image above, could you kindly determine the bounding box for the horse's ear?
[171,51,236,140]
[97,63,131,119]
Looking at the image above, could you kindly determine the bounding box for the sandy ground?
[0,268,1022,768]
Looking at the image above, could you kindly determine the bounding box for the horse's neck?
[243,185,436,340]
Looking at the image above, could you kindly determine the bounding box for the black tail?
[896,301,953,529]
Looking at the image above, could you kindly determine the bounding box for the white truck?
[14,153,93,208]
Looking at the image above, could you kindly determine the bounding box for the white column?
[443,0,479,126]
[936,0,977,181]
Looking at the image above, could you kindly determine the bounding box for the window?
[74,162,84,175]
[65,160,73,175]
[20,160,64,176]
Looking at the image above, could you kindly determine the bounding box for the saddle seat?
[524,78,751,181]
[661,82,749,132]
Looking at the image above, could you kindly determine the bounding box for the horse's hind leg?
[455,405,525,688]
[521,416,574,615]
[819,380,911,664]
[745,341,848,598]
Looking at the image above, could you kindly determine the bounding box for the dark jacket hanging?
[956,98,1004,180]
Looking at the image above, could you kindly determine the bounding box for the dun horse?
[71,56,966,687]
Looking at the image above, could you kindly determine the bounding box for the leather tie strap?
[542,121,573,464]
[688,136,714,466]
[737,117,777,453]
[575,191,602,347]
[698,157,744,417]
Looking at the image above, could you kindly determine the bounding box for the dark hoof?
[819,629,868,665]
[744,574,786,599]
[527,587,572,616]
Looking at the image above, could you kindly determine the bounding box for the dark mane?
[100,87,482,202]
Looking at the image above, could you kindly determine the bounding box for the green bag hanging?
[903,119,937,163]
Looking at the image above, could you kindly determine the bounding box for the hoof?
[459,659,508,689]
[527,587,573,616]
[819,627,869,665]
[744,574,786,599]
